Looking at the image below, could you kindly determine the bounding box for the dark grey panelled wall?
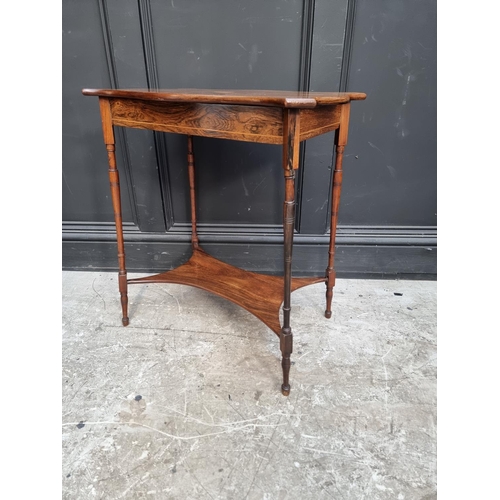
[63,0,436,278]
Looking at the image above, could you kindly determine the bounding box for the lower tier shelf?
[127,247,325,336]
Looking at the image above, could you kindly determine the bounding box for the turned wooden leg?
[281,109,299,396]
[325,104,350,319]
[281,169,295,396]
[187,136,199,249]
[325,144,344,319]
[100,98,129,326]
[106,143,129,326]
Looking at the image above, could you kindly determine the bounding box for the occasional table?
[82,88,366,395]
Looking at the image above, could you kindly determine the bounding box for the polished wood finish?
[299,105,342,142]
[86,88,366,395]
[109,98,284,145]
[128,248,323,336]
[83,88,367,108]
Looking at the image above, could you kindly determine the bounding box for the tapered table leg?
[281,109,300,396]
[99,98,129,326]
[325,103,350,319]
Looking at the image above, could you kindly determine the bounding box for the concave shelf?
[127,247,325,336]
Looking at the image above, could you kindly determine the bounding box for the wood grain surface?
[127,247,324,336]
[299,106,342,141]
[83,88,366,108]
[109,98,284,144]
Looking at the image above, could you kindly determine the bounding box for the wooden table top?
[82,88,366,108]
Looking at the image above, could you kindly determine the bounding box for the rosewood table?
[82,88,366,395]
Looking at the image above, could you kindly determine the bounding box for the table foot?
[280,326,293,396]
[119,272,129,327]
[325,268,335,320]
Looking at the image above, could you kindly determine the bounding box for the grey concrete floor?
[62,271,436,500]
